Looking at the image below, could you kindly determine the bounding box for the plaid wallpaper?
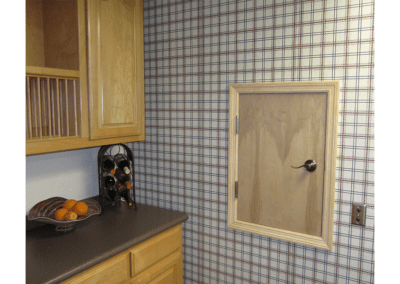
[131,0,375,283]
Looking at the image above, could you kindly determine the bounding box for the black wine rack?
[98,144,137,214]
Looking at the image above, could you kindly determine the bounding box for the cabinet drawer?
[130,250,182,284]
[61,253,129,284]
[130,225,182,277]
[149,266,175,284]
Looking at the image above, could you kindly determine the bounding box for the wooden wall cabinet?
[61,225,183,284]
[25,0,145,156]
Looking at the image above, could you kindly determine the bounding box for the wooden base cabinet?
[61,225,183,284]
[25,0,144,156]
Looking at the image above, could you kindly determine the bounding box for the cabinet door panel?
[228,82,339,251]
[237,93,326,237]
[87,0,144,140]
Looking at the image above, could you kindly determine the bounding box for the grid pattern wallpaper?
[131,0,375,283]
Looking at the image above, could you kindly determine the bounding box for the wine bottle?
[115,168,130,183]
[104,175,118,203]
[115,181,132,195]
[115,180,131,191]
[120,189,133,206]
[107,188,117,202]
[114,154,131,174]
[102,155,115,174]
[115,181,125,192]
[104,175,116,188]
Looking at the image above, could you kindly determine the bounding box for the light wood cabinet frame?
[227,81,340,251]
[25,0,145,155]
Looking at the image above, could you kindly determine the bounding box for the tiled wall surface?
[132,0,374,283]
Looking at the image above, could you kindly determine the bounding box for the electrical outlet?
[351,203,367,226]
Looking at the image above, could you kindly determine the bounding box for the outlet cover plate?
[351,203,367,226]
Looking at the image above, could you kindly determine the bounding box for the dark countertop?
[26,202,188,284]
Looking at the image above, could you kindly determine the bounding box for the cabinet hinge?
[236,115,239,134]
[235,180,239,198]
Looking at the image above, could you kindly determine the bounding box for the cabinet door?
[87,0,144,140]
[228,82,339,250]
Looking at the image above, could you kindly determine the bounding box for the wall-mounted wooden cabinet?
[25,0,144,156]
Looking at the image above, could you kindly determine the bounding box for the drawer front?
[130,250,182,284]
[130,225,182,277]
[148,266,175,284]
[61,253,129,284]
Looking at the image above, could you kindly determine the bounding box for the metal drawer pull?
[291,160,317,172]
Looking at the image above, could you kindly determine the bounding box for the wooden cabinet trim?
[26,133,145,156]
[26,66,80,78]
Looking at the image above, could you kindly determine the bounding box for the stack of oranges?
[54,199,89,221]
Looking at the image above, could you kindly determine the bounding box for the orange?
[64,210,78,221]
[73,202,88,216]
[55,208,69,221]
[63,199,77,210]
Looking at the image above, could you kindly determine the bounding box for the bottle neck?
[123,166,131,174]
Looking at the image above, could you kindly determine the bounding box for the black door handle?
[291,160,317,172]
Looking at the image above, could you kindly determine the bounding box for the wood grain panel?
[149,267,176,284]
[237,93,327,237]
[100,0,136,125]
[87,0,145,140]
[42,0,79,70]
[227,81,340,250]
[26,133,145,155]
[26,66,80,78]
[130,225,182,277]
[26,77,32,139]
[26,0,79,70]
[26,0,45,67]
[61,253,129,284]
[130,250,182,284]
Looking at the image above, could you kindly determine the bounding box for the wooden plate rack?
[25,70,81,141]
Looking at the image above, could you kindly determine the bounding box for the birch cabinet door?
[228,82,339,250]
[237,93,326,237]
[87,0,144,140]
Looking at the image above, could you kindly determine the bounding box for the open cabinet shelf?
[26,0,84,145]
[26,0,80,71]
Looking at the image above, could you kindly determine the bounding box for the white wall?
[25,147,100,215]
